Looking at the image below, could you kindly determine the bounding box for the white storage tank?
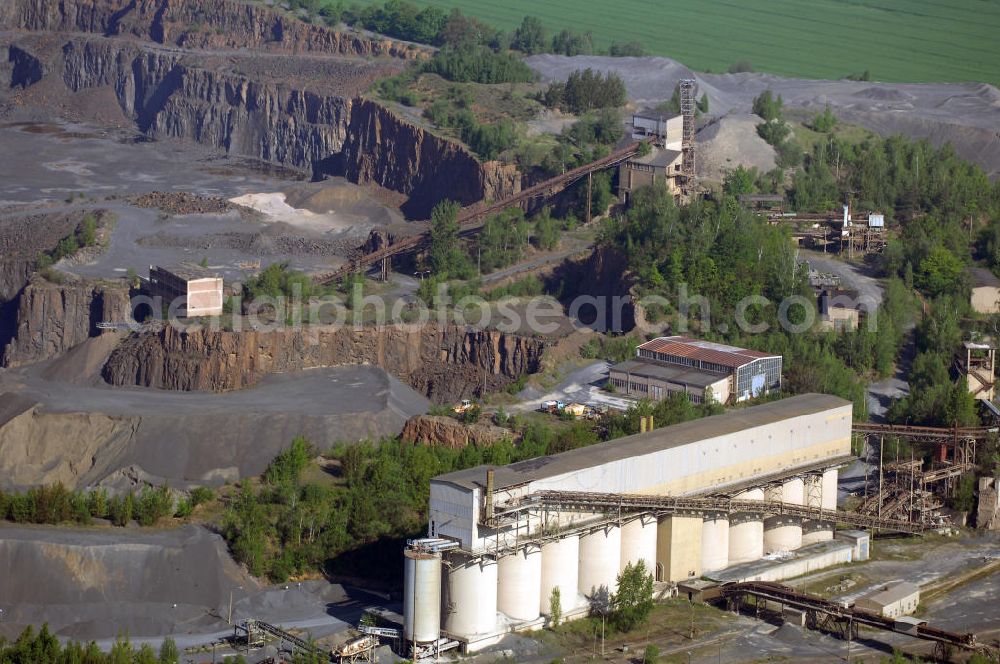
[403,548,442,645]
[801,519,834,545]
[763,515,802,553]
[498,545,542,622]
[540,535,579,615]
[782,477,805,505]
[579,525,622,600]
[701,514,730,572]
[620,515,657,574]
[442,554,498,638]
[822,468,838,511]
[729,488,764,565]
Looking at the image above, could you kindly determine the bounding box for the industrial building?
[609,336,782,404]
[630,112,682,149]
[617,147,684,205]
[855,581,921,618]
[969,267,1000,314]
[404,394,853,655]
[147,264,224,317]
[817,290,861,332]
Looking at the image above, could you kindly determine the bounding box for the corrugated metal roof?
[433,393,851,492]
[638,336,780,368]
[609,359,724,388]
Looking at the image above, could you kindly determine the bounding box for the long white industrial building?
[404,393,854,653]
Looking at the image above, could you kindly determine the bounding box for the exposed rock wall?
[337,99,522,217]
[2,0,524,216]
[103,324,545,402]
[0,0,418,59]
[400,414,515,448]
[0,278,132,368]
[53,38,352,172]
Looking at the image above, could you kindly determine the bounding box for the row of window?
[610,375,704,404]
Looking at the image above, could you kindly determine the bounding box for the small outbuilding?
[148,264,224,317]
[855,581,920,618]
[969,267,1000,314]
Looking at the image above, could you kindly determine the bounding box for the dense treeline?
[220,394,718,582]
[424,97,518,160]
[594,186,922,415]
[0,484,213,528]
[422,46,536,84]
[0,626,183,664]
[780,122,1000,426]
[541,69,628,114]
[294,1,644,58]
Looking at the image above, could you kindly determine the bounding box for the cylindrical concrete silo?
[540,535,579,615]
[442,554,498,638]
[403,548,442,646]
[729,487,764,565]
[763,478,804,553]
[801,519,834,545]
[701,514,730,573]
[763,515,803,553]
[578,525,622,600]
[822,468,838,511]
[498,545,542,622]
[620,515,657,574]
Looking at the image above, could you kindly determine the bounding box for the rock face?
[103,324,545,402]
[338,99,522,217]
[1,0,524,214]
[54,38,353,173]
[0,0,418,59]
[1,278,132,368]
[400,414,514,448]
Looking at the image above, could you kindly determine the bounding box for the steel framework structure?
[720,581,989,660]
[679,79,696,179]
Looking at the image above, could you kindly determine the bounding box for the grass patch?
[353,0,1000,85]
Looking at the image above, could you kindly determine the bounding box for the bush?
[542,69,627,114]
[609,41,646,57]
[727,60,755,73]
[422,46,536,84]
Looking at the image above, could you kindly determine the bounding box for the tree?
[643,644,661,664]
[511,16,547,54]
[915,246,964,296]
[697,93,709,114]
[610,560,654,632]
[533,209,559,251]
[723,166,757,197]
[549,586,562,626]
[428,200,468,278]
[752,90,784,121]
[79,214,98,246]
[810,105,837,133]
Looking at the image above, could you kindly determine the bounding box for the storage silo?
[801,518,834,545]
[540,535,579,615]
[619,515,657,574]
[763,514,803,553]
[498,545,542,622]
[729,487,764,564]
[442,554,497,638]
[578,525,622,600]
[822,468,838,511]
[701,514,730,572]
[403,548,442,647]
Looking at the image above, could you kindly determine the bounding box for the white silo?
[763,515,803,553]
[578,525,622,601]
[801,518,834,545]
[620,515,657,574]
[729,487,764,564]
[701,514,730,573]
[822,468,838,511]
[403,548,442,647]
[498,545,542,622]
[442,554,498,638]
[540,535,580,615]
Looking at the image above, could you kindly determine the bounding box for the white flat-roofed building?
[429,393,851,553]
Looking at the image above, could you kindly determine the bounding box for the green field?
[353,0,1000,86]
